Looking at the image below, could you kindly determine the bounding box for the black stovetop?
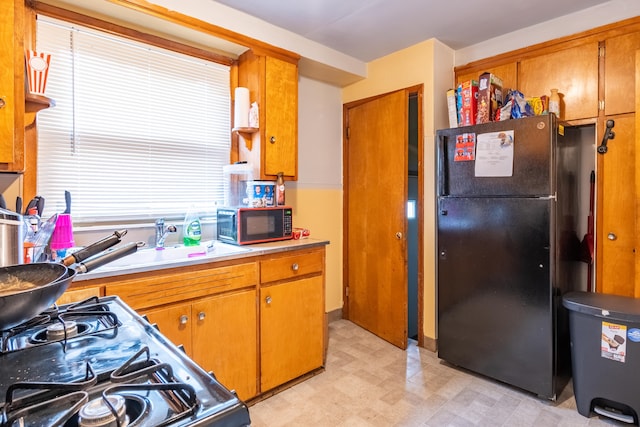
[0,296,251,427]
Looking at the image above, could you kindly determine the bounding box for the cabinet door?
[0,0,24,169]
[144,302,193,356]
[191,290,257,400]
[605,32,640,116]
[519,42,599,121]
[264,56,297,178]
[260,276,323,392]
[456,62,517,94]
[597,114,635,296]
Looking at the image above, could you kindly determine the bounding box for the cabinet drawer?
[260,249,324,284]
[106,262,258,310]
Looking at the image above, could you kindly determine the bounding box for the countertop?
[75,238,330,282]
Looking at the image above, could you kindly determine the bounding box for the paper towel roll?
[234,87,250,128]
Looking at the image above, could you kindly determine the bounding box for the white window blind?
[35,16,231,223]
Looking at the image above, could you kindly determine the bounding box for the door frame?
[342,85,425,347]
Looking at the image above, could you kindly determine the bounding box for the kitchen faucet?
[155,218,177,249]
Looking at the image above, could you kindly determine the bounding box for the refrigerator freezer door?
[437,196,557,399]
[437,115,556,197]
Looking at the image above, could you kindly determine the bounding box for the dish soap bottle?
[183,207,201,246]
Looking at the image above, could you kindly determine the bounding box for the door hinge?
[599,100,605,111]
[599,45,606,58]
[345,286,349,297]
[346,127,350,139]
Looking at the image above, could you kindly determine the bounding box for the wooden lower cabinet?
[144,289,257,401]
[259,248,326,391]
[92,244,327,401]
[260,276,324,392]
[56,285,103,305]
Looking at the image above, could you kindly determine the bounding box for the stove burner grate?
[0,297,121,354]
[0,347,199,427]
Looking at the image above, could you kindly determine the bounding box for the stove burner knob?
[198,311,206,321]
[180,315,189,325]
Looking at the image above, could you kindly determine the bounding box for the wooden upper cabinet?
[0,0,25,171]
[236,51,298,181]
[455,62,518,93]
[605,31,640,116]
[519,42,599,121]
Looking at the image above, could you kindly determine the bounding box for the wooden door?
[144,301,193,355]
[597,114,635,296]
[260,276,324,391]
[192,290,257,400]
[344,89,408,349]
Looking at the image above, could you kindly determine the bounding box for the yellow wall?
[342,38,454,341]
[287,186,343,311]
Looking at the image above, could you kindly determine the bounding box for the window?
[36,16,231,224]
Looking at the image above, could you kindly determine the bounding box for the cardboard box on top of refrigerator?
[457,80,478,126]
[476,72,503,124]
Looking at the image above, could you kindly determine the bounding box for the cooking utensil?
[0,194,6,210]
[63,190,71,214]
[24,196,44,216]
[15,197,21,216]
[0,230,134,330]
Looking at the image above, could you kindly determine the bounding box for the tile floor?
[248,319,624,426]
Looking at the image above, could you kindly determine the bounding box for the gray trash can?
[563,291,640,425]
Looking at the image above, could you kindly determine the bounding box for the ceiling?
[213,0,611,62]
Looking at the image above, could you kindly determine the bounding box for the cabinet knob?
[291,263,299,272]
[396,232,403,239]
[198,311,206,321]
[265,296,272,305]
[270,135,276,144]
[179,315,189,325]
[607,232,617,241]
[0,97,5,109]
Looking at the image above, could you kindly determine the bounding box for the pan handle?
[62,229,128,266]
[75,241,139,273]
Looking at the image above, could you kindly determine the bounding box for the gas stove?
[0,296,251,427]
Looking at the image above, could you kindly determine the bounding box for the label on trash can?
[601,321,627,363]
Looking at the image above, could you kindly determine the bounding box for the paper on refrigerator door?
[474,130,514,177]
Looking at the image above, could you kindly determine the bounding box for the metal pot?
[0,230,138,331]
[0,208,23,267]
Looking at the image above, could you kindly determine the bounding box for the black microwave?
[216,206,293,245]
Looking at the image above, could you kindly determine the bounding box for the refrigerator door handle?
[438,135,448,196]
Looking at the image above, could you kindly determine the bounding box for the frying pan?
[0,230,138,331]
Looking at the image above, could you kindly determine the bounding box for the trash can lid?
[563,291,640,323]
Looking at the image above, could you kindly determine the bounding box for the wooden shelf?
[25,93,55,126]
[233,127,258,150]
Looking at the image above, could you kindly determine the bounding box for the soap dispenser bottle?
[183,207,201,246]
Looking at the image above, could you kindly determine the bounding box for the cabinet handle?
[291,263,299,272]
[270,135,276,144]
[265,296,272,305]
[198,311,206,321]
[179,315,188,325]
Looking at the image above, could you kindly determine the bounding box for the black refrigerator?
[436,115,582,400]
